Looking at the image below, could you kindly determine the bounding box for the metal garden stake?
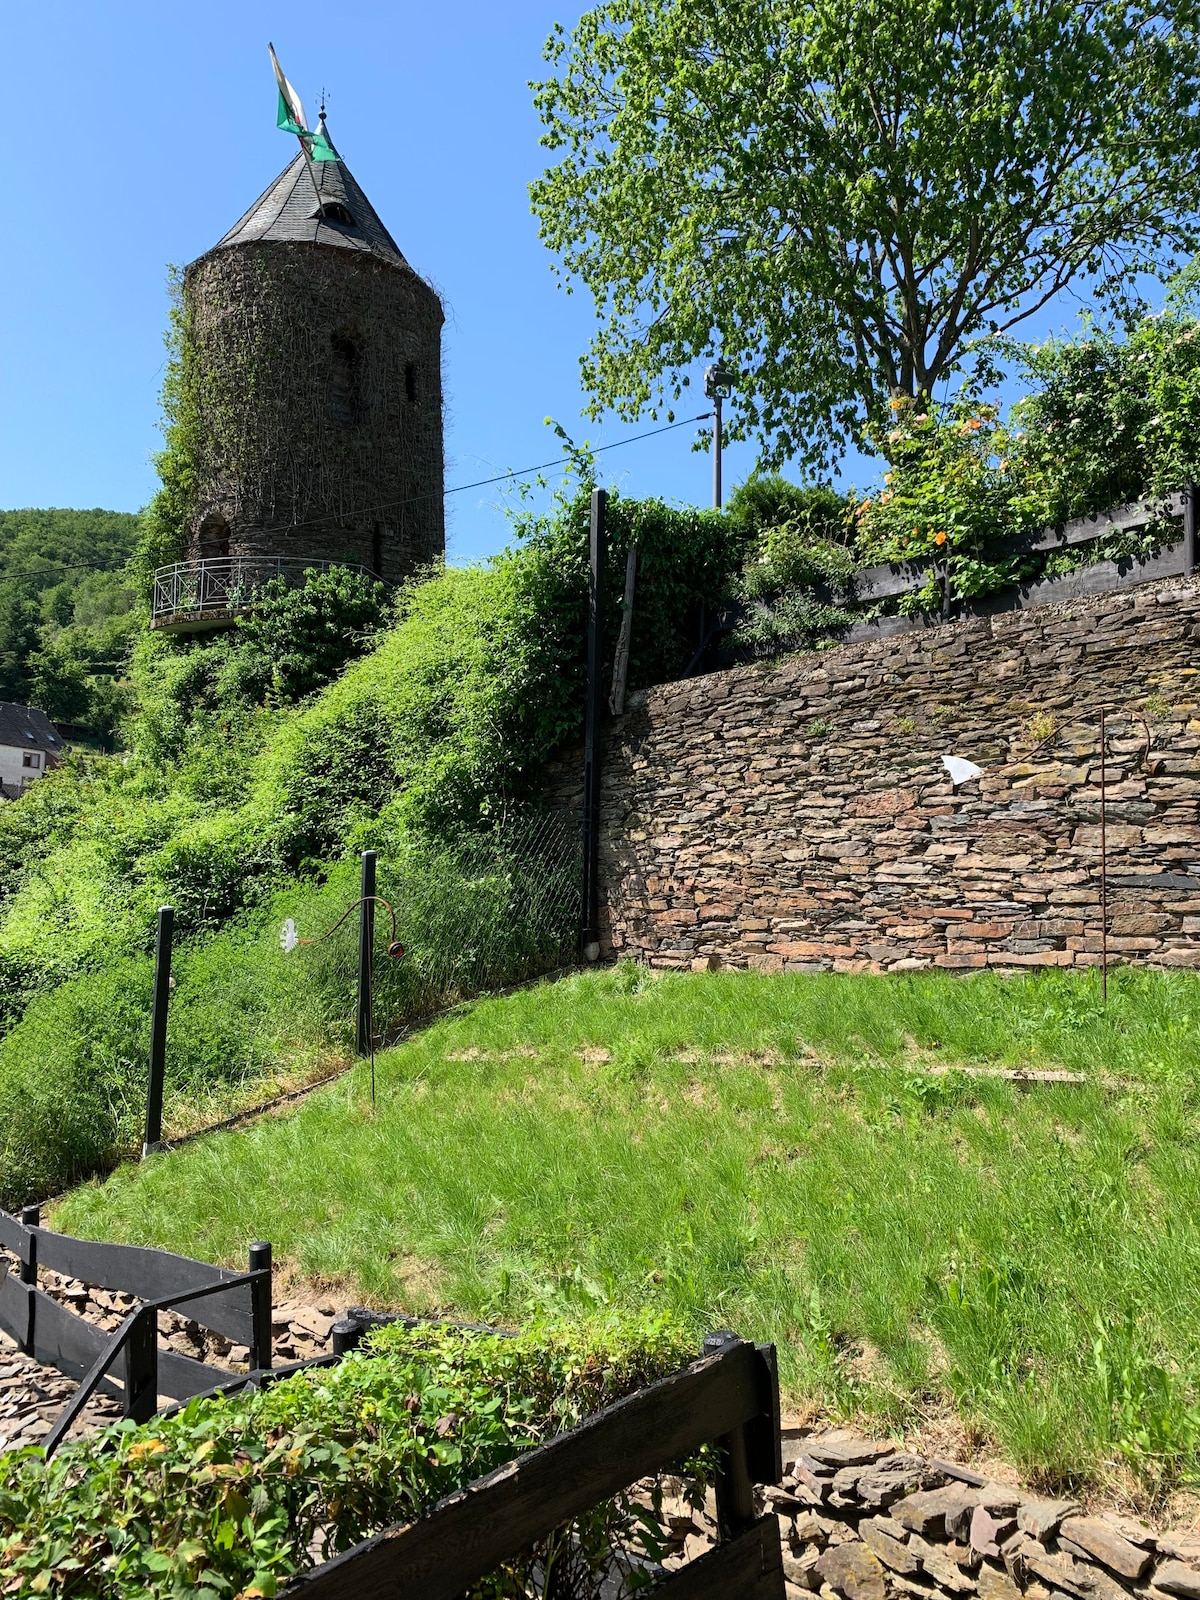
[356,850,377,1059]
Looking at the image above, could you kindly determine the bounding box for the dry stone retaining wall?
[544,577,1200,972]
[768,1431,1200,1600]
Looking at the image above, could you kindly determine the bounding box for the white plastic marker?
[279,917,299,953]
[941,754,983,787]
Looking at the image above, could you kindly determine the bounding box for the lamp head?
[704,364,736,399]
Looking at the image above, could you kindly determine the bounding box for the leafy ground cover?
[0,1317,697,1598]
[58,965,1200,1500]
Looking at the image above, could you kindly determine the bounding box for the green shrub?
[0,1317,700,1599]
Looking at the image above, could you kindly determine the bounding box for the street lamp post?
[704,364,736,510]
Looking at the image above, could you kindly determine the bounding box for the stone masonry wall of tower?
[183,242,444,582]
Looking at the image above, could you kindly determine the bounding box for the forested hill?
[0,508,141,742]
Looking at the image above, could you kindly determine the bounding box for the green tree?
[0,585,39,704]
[531,0,1200,471]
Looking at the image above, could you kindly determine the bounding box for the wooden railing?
[832,488,1189,607]
[0,1205,272,1453]
[692,486,1199,673]
[285,1328,785,1600]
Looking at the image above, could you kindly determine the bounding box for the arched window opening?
[404,362,417,403]
[197,514,230,560]
[330,334,361,425]
[319,201,355,227]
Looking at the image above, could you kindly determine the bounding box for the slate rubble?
[0,1247,343,1453]
[769,1432,1190,1600]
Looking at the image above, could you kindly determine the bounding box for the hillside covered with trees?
[0,508,139,743]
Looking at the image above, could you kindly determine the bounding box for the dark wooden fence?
[285,1328,785,1600]
[0,1205,272,1452]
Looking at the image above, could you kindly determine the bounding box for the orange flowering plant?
[852,397,1031,611]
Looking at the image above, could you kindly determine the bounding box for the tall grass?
[0,817,578,1206]
[60,965,1200,1499]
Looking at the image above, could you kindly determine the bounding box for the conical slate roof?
[209,129,411,270]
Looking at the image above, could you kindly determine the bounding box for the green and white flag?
[269,44,340,163]
[269,43,307,137]
[304,119,340,163]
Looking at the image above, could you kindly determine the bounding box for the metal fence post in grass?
[248,1240,273,1371]
[356,850,377,1058]
[142,906,174,1158]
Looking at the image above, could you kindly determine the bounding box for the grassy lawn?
[56,965,1200,1499]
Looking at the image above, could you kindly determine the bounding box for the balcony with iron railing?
[151,556,375,632]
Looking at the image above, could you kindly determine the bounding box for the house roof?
[205,125,412,271]
[0,703,61,758]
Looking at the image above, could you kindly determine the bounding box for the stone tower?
[178,129,444,595]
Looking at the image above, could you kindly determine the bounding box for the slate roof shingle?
[206,130,411,271]
[0,703,60,759]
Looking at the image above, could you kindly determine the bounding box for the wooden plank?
[827,492,1186,607]
[157,1346,237,1402]
[746,1345,782,1487]
[0,1265,31,1352]
[834,541,1189,649]
[837,560,931,603]
[26,1283,122,1399]
[1001,541,1186,606]
[655,1515,786,1600]
[993,491,1185,556]
[30,1230,252,1345]
[287,1340,762,1600]
[0,1209,32,1264]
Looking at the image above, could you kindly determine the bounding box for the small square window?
[22,753,39,769]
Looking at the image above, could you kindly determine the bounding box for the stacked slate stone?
[768,1433,1200,1600]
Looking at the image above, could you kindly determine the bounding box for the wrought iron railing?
[151,556,373,627]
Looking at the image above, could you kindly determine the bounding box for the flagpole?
[297,134,324,209]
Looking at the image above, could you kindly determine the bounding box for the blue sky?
[0,2,1140,563]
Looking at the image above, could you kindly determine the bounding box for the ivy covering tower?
[152,122,444,627]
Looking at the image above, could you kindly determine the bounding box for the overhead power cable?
[0,409,715,585]
[271,409,715,536]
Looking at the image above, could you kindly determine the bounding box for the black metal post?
[19,1204,38,1288]
[702,1330,757,1539]
[1185,482,1196,576]
[582,488,607,961]
[332,1318,364,1356]
[142,906,174,1158]
[248,1241,273,1371]
[712,390,724,509]
[356,851,377,1058]
[123,1306,158,1423]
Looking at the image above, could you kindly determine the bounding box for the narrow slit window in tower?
[405,362,417,403]
[330,334,361,425]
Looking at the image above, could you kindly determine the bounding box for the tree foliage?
[0,510,139,736]
[531,0,1200,471]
